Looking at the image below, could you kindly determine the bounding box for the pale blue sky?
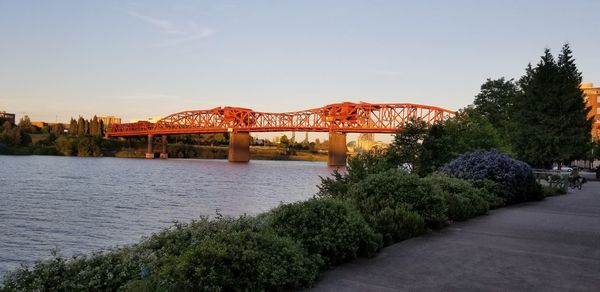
[1,0,599,124]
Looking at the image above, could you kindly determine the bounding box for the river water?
[0,155,335,277]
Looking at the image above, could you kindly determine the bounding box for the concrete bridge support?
[160,135,168,159]
[328,132,347,167]
[145,134,154,159]
[228,132,250,162]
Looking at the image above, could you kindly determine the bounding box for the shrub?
[329,170,447,245]
[441,149,541,204]
[423,175,496,221]
[268,198,381,268]
[0,216,272,292]
[541,185,567,197]
[317,150,392,198]
[1,248,148,292]
[144,230,320,291]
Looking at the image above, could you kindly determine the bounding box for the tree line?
[68,116,105,137]
[392,44,595,172]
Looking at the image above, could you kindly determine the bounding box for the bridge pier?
[145,134,154,159]
[228,132,250,163]
[160,135,168,159]
[328,132,347,167]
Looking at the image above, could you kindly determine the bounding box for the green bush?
[269,198,381,268]
[423,175,496,221]
[541,185,567,197]
[1,247,148,292]
[0,216,271,292]
[325,170,448,245]
[143,230,320,291]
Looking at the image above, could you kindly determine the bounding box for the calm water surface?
[0,155,335,277]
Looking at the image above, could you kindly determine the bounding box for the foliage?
[268,198,381,268]
[386,118,429,173]
[321,170,450,245]
[541,184,567,197]
[423,174,498,221]
[0,127,31,147]
[145,229,319,291]
[1,215,321,292]
[473,77,519,139]
[77,137,103,157]
[419,108,506,175]
[167,145,227,159]
[17,116,32,132]
[441,150,542,204]
[512,45,592,167]
[318,149,392,198]
[54,136,75,156]
[1,247,147,292]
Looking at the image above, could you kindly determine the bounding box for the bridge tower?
[145,134,154,159]
[228,131,250,162]
[145,134,169,159]
[328,132,347,167]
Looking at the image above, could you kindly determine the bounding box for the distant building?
[582,83,600,140]
[31,121,47,128]
[356,133,376,152]
[129,116,162,123]
[98,116,122,126]
[272,134,284,144]
[0,111,16,125]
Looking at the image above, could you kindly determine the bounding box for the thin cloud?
[128,11,214,47]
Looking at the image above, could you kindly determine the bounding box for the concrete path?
[312,182,600,292]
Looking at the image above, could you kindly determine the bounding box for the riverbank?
[1,142,328,162]
[115,145,328,161]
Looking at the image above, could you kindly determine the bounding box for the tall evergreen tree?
[84,119,90,135]
[512,46,592,167]
[90,116,100,136]
[69,118,77,136]
[77,116,85,136]
[99,120,105,136]
[556,44,593,162]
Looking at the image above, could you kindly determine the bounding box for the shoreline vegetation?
[0,115,330,161]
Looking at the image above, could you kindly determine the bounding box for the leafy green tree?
[385,118,429,173]
[512,45,592,167]
[473,77,519,139]
[55,136,74,156]
[279,135,289,147]
[419,108,505,175]
[18,115,32,132]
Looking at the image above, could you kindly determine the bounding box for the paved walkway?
[312,182,600,292]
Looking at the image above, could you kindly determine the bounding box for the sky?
[1,0,600,126]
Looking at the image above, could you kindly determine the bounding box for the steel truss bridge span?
[106,102,455,137]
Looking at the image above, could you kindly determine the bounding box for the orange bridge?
[106,102,455,166]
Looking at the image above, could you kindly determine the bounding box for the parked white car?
[552,166,573,172]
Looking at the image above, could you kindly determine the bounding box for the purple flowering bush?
[441,150,543,204]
